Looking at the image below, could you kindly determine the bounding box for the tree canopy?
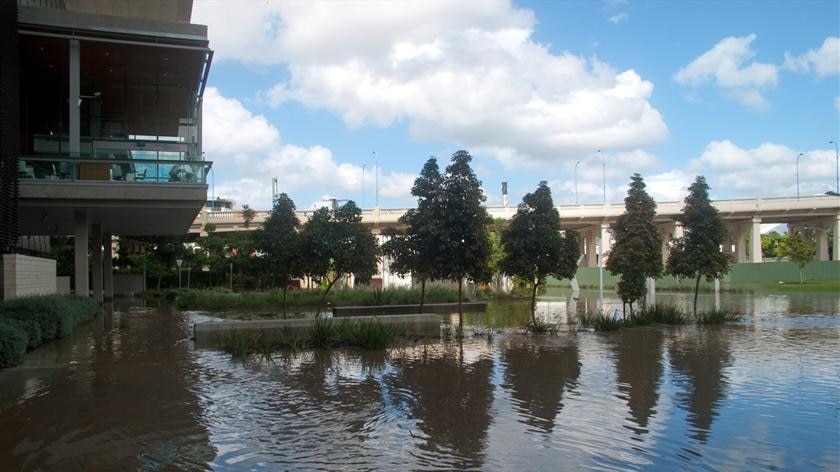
[254,193,302,316]
[666,176,731,313]
[606,174,663,314]
[500,181,579,322]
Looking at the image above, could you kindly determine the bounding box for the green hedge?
[0,295,97,369]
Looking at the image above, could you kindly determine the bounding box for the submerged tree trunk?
[458,278,463,326]
[530,277,539,324]
[419,279,426,314]
[282,285,288,319]
[693,275,701,316]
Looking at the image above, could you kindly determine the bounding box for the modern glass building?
[2,0,212,300]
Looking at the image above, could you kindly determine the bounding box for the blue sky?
[193,0,839,210]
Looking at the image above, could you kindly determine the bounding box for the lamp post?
[830,140,839,194]
[796,152,805,200]
[574,160,581,205]
[176,259,183,288]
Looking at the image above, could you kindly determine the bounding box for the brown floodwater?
[0,290,838,471]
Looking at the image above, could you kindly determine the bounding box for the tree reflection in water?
[607,328,664,437]
[501,340,580,434]
[668,326,732,443]
[386,343,494,470]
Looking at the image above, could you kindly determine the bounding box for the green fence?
[548,261,840,289]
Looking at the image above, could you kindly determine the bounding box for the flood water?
[0,290,838,471]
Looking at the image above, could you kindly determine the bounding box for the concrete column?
[585,230,597,267]
[816,226,829,261]
[660,223,674,265]
[674,222,684,239]
[750,216,762,263]
[577,232,586,266]
[103,234,114,300]
[69,39,80,156]
[645,277,656,307]
[74,210,88,296]
[600,223,611,264]
[736,224,747,263]
[91,224,103,304]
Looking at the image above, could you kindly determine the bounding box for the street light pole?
[574,160,581,205]
[830,140,839,194]
[796,152,805,199]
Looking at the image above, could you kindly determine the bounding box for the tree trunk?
[318,276,339,317]
[530,277,538,324]
[458,278,463,326]
[693,275,701,316]
[799,269,804,284]
[419,279,426,314]
[282,285,288,320]
[622,302,626,319]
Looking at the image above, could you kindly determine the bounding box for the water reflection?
[668,327,732,443]
[387,343,495,470]
[0,302,214,471]
[607,328,664,437]
[501,340,580,434]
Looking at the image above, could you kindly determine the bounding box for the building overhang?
[19,181,208,236]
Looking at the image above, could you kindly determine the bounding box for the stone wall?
[2,254,57,300]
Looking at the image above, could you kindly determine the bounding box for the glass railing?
[18,156,211,184]
[31,135,200,162]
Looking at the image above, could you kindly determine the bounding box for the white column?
[69,39,80,156]
[750,216,762,263]
[833,215,840,262]
[674,222,684,239]
[736,224,747,263]
[601,223,612,260]
[74,210,88,296]
[103,234,114,300]
[816,225,829,261]
[585,230,597,267]
[91,224,103,304]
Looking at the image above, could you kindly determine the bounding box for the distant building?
[1,0,212,300]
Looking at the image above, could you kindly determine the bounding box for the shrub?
[344,320,401,350]
[645,304,690,325]
[0,295,96,340]
[309,318,341,348]
[0,318,28,368]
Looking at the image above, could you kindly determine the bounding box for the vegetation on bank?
[217,318,407,358]
[0,295,97,369]
[577,303,741,332]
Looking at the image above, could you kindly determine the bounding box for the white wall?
[2,254,57,300]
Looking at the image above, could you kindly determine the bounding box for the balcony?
[18,155,211,184]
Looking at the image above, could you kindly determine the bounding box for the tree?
[666,176,732,315]
[255,193,302,316]
[500,182,579,323]
[761,231,785,259]
[381,157,446,312]
[606,174,663,316]
[779,231,814,283]
[300,201,378,312]
[241,204,256,229]
[438,150,493,324]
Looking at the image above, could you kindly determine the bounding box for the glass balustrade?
[17,156,211,184]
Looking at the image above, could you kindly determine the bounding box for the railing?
[18,156,212,184]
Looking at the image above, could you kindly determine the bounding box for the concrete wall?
[2,254,57,300]
[114,274,144,296]
[56,276,71,294]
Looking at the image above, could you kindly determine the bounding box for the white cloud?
[783,37,840,77]
[674,34,778,110]
[835,96,840,112]
[608,13,628,24]
[203,87,414,209]
[194,0,668,167]
[689,140,837,197]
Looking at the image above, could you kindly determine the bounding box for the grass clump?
[645,304,690,325]
[526,319,559,334]
[697,309,742,324]
[344,320,403,350]
[309,318,342,348]
[0,318,29,369]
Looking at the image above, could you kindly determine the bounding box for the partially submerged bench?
[332,302,486,317]
[194,313,442,348]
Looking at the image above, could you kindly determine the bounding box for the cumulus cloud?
[194,0,668,167]
[783,37,840,77]
[674,34,778,110]
[203,87,414,209]
[689,140,836,197]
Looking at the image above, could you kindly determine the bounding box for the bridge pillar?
[815,223,830,261]
[735,224,747,263]
[750,216,762,263]
[600,223,611,265]
[673,222,684,239]
[833,215,840,262]
[659,223,673,266]
[73,210,89,296]
[585,229,597,267]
